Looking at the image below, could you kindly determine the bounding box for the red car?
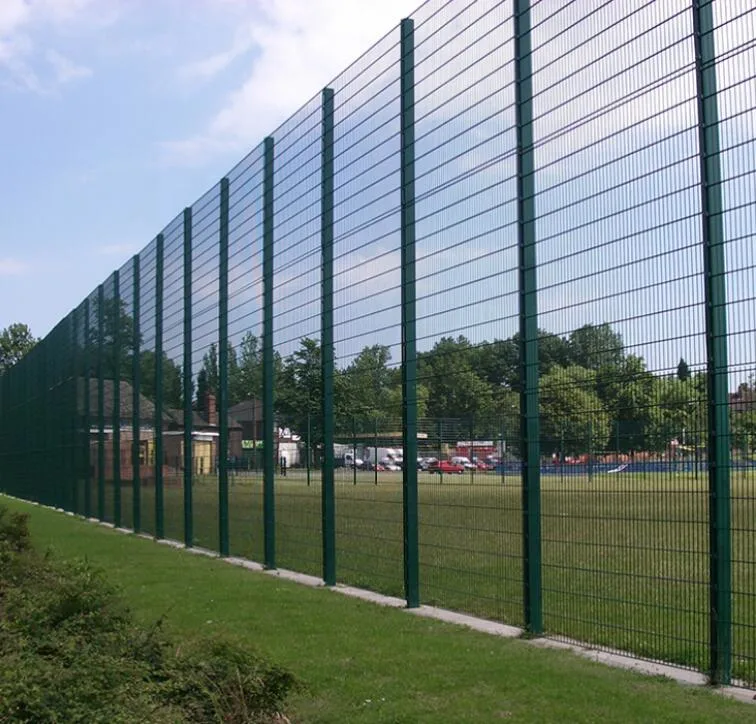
[428,460,464,474]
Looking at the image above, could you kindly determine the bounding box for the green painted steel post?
[374,416,379,486]
[70,309,79,514]
[219,177,230,556]
[306,411,311,487]
[132,254,142,533]
[352,415,357,486]
[400,17,420,609]
[97,283,106,521]
[321,87,336,586]
[183,207,194,548]
[692,0,732,686]
[263,136,276,570]
[83,296,92,518]
[514,0,542,635]
[113,270,122,528]
[155,234,165,540]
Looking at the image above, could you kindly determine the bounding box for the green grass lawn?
[4,495,756,724]
[74,468,756,684]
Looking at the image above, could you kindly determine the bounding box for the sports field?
[87,468,756,684]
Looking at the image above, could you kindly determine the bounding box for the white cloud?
[0,258,28,276]
[162,0,418,165]
[46,48,91,83]
[0,0,106,92]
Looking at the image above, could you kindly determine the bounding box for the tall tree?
[567,322,625,371]
[0,323,37,371]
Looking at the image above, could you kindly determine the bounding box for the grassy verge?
[84,470,756,681]
[4,495,755,724]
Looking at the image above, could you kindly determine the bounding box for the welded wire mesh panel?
[271,97,324,577]
[84,287,100,519]
[73,299,89,516]
[98,273,117,524]
[714,0,756,686]
[532,0,709,669]
[226,146,266,561]
[191,185,221,552]
[117,258,135,531]
[138,241,158,537]
[329,26,404,597]
[412,0,523,624]
[160,214,186,542]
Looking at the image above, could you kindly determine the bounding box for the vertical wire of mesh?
[158,214,185,542]
[328,26,405,597]
[411,0,523,624]
[226,147,266,561]
[190,185,222,551]
[532,0,709,669]
[269,97,324,577]
[713,0,756,686]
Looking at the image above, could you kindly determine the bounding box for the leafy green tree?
[139,350,183,410]
[567,322,625,371]
[231,333,263,403]
[0,323,37,371]
[276,338,322,444]
[539,365,610,455]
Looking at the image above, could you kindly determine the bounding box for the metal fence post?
[263,136,276,570]
[70,309,79,514]
[155,233,165,539]
[97,283,106,521]
[321,86,336,586]
[113,270,122,528]
[692,0,732,686]
[400,16,420,609]
[183,207,194,548]
[514,0,542,635]
[132,254,142,533]
[219,177,230,556]
[83,296,92,518]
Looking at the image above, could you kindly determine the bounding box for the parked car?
[428,460,464,474]
[451,456,477,471]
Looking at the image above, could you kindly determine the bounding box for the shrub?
[0,505,298,723]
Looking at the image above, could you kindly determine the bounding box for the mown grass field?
[5,495,756,724]
[83,468,756,684]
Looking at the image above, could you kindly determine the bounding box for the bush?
[0,505,298,723]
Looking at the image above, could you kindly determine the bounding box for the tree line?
[8,304,755,458]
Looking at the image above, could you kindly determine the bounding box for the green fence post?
[374,416,379,486]
[219,177,230,556]
[692,0,732,686]
[83,296,92,518]
[183,207,193,548]
[132,254,142,533]
[97,283,106,521]
[155,233,165,540]
[400,17,420,610]
[113,270,122,528]
[70,309,79,514]
[321,89,336,583]
[352,415,357,486]
[263,136,276,570]
[514,0,542,636]
[306,411,311,487]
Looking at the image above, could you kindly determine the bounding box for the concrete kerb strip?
[3,494,755,706]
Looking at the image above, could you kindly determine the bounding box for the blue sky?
[0,0,418,339]
[1,0,754,389]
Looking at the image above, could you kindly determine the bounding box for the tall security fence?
[2,0,755,687]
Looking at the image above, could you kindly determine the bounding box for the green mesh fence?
[1,0,755,688]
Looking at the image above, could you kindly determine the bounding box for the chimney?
[206,392,218,426]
